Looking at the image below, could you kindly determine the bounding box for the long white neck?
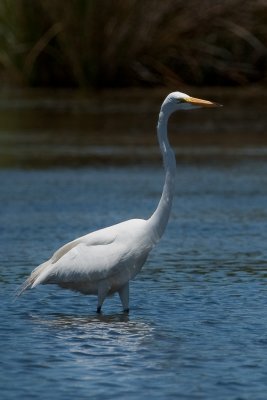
[148,108,176,243]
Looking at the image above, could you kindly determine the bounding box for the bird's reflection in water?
[29,311,154,358]
[42,312,130,326]
[29,311,132,329]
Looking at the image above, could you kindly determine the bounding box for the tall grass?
[0,0,266,87]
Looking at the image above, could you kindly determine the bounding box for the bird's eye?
[177,98,186,103]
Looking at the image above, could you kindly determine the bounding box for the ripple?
[2,163,267,399]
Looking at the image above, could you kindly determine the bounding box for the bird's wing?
[31,220,148,287]
[49,225,117,265]
[17,225,119,294]
[19,218,150,293]
[32,239,132,287]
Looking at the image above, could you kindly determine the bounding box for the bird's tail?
[16,261,50,297]
[16,275,35,297]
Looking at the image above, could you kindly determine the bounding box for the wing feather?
[18,218,151,295]
[33,240,129,287]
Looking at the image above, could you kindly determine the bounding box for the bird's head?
[161,91,222,114]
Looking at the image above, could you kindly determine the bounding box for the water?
[1,162,267,400]
[1,87,267,399]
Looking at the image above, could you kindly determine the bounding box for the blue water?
[1,162,267,399]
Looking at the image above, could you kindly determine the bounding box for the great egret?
[18,91,221,313]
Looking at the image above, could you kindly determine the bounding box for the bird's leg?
[118,282,129,313]
[97,283,109,314]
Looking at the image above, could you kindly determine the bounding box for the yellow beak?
[185,96,222,108]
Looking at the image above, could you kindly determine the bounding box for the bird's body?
[19,218,154,311]
[18,91,220,312]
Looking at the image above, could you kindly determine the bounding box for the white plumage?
[18,92,220,313]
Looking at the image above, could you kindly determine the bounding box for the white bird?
[18,91,221,313]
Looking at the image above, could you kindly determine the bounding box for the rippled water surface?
[1,87,267,399]
[2,161,267,399]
